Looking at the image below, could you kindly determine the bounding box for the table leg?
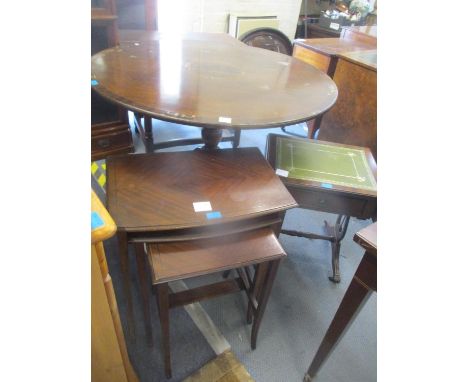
[303,251,376,381]
[135,243,153,347]
[281,214,350,283]
[117,230,135,342]
[307,116,322,139]
[325,215,350,283]
[201,127,222,150]
[155,283,172,379]
[143,115,154,153]
[251,259,281,350]
[233,129,241,148]
[247,264,266,325]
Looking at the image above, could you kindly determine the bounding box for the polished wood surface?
[119,30,244,45]
[106,147,297,231]
[146,228,285,378]
[148,228,285,283]
[318,51,377,158]
[91,33,338,130]
[304,222,377,381]
[107,148,296,343]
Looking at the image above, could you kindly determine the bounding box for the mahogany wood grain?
[148,228,285,283]
[106,147,297,231]
[91,33,338,130]
[107,147,297,348]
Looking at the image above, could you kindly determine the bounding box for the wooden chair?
[136,227,286,379]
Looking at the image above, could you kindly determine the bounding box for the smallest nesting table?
[147,227,286,378]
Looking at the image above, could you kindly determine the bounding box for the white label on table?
[330,22,340,30]
[218,116,232,124]
[193,201,212,212]
[276,168,289,177]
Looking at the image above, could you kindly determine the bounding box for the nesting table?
[106,147,297,341]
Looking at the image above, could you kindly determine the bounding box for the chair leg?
[135,243,153,347]
[156,283,171,379]
[251,259,281,349]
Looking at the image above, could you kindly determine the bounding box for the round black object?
[239,27,293,56]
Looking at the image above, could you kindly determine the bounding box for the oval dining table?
[91,32,338,151]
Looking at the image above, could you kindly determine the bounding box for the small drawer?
[91,127,133,160]
[287,185,374,219]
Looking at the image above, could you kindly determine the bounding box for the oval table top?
[91,33,338,130]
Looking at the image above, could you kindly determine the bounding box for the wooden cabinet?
[292,26,376,144]
[318,50,377,159]
[292,26,376,78]
[92,0,134,161]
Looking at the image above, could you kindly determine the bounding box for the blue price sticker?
[206,211,222,220]
[91,211,105,230]
[321,183,333,189]
[91,79,99,86]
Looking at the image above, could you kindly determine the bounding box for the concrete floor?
[98,115,376,381]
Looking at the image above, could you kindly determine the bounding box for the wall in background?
[158,0,303,40]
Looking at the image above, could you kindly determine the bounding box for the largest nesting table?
[106,147,297,339]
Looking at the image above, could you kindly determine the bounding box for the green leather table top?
[275,136,376,191]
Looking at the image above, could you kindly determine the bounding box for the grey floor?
[95,116,376,382]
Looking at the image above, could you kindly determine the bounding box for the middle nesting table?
[106,147,298,341]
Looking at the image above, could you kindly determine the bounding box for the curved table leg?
[325,215,350,283]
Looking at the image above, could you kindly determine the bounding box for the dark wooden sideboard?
[91,0,133,161]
